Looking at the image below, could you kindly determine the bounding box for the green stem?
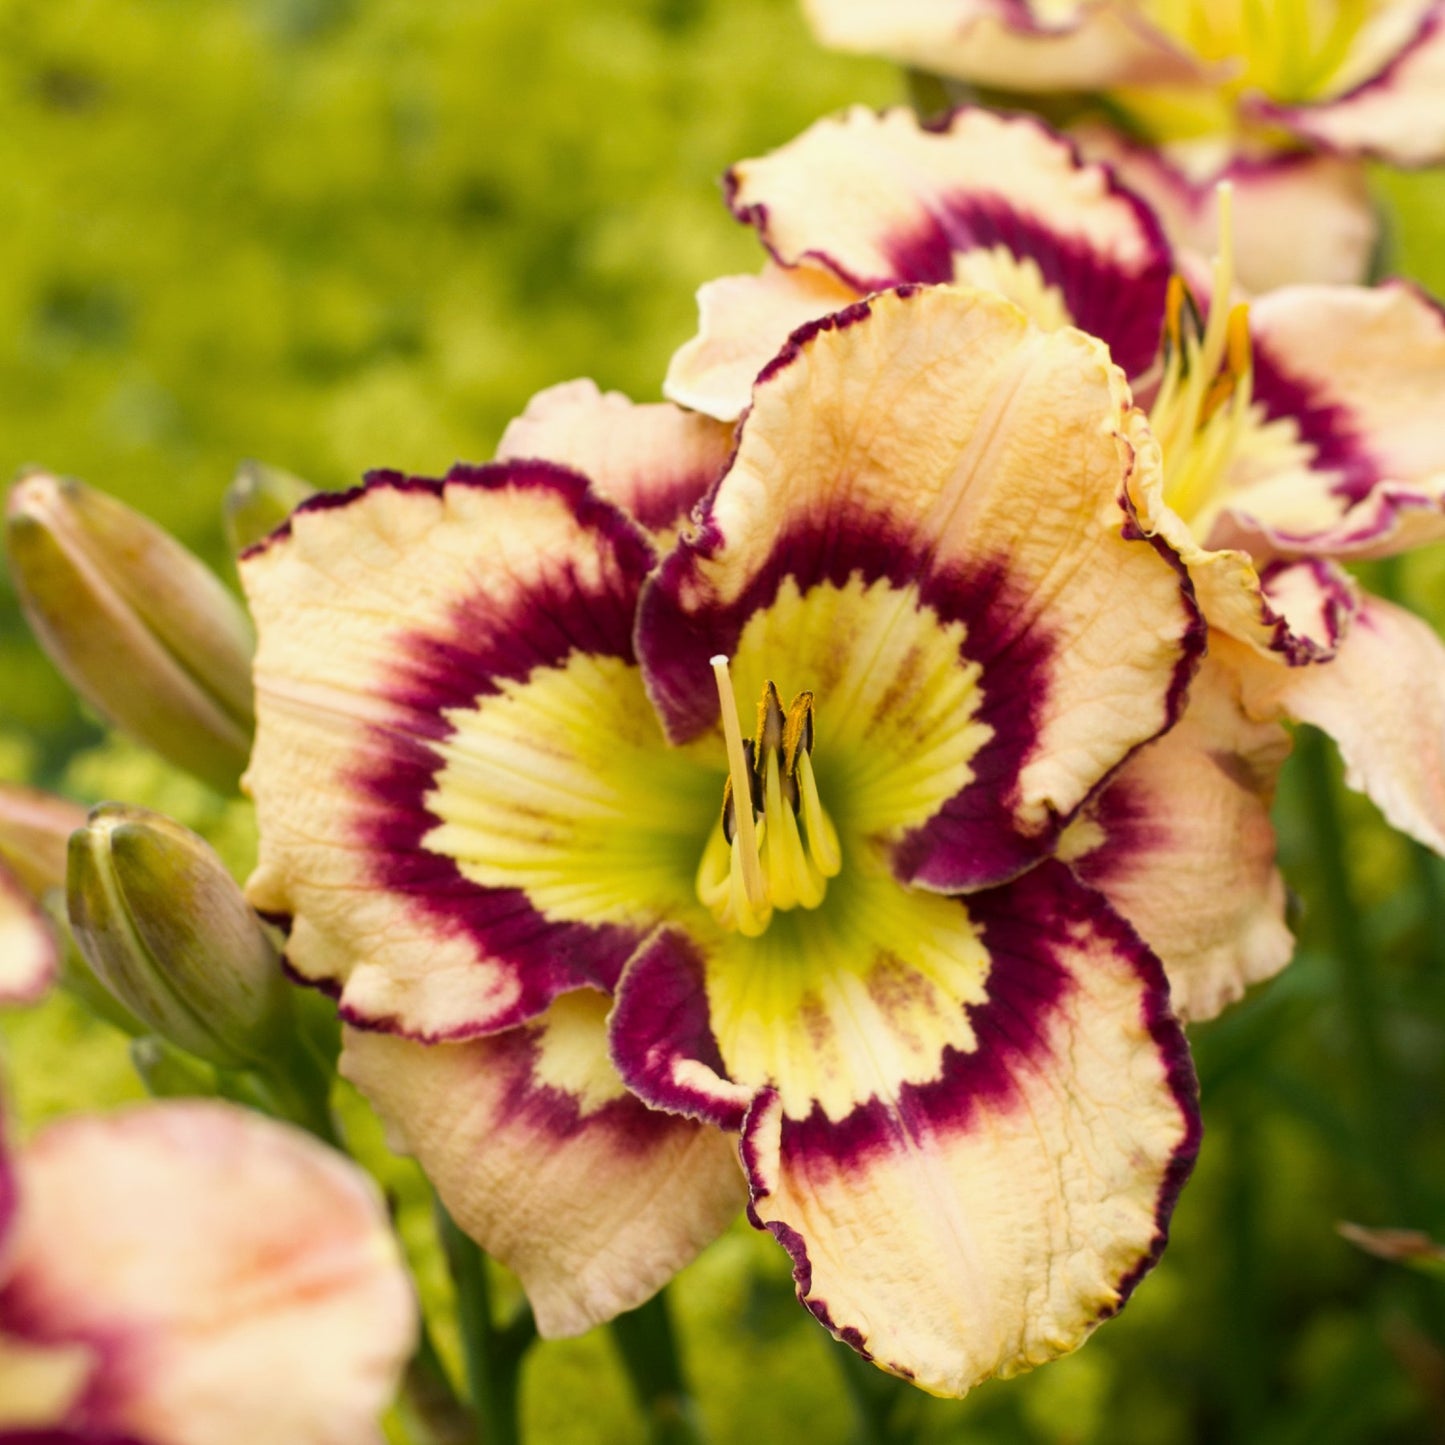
[436,1204,534,1445]
[609,1291,705,1445]
[1296,728,1414,1222]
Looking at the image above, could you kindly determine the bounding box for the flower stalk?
[608,1291,706,1445]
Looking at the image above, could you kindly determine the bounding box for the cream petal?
[1235,592,1445,854]
[241,464,679,1040]
[1214,282,1445,556]
[705,861,1190,1392]
[664,264,860,424]
[0,864,58,1009]
[801,0,1204,89]
[1073,125,1377,291]
[342,989,745,1339]
[496,379,733,537]
[0,1102,414,1445]
[721,106,1171,379]
[1061,646,1293,1022]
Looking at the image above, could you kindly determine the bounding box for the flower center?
[1140,0,1379,101]
[1147,183,1255,535]
[695,655,842,937]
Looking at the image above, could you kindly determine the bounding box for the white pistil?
[710,655,768,913]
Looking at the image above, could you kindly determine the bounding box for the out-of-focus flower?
[0,784,85,899]
[243,285,1203,1394]
[0,863,58,1008]
[66,804,289,1070]
[0,785,84,1009]
[670,107,1445,1013]
[0,1097,415,1444]
[223,460,315,556]
[802,0,1445,166]
[5,473,255,794]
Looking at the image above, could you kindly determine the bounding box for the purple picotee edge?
[723,105,1171,380]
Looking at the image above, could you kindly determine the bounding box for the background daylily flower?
[670,103,1445,1010]
[0,1098,415,1445]
[0,865,58,1009]
[801,0,1445,165]
[241,283,1203,1395]
[667,105,1173,419]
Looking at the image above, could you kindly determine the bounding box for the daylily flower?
[802,0,1445,165]
[0,1097,415,1444]
[0,785,83,1009]
[669,103,1445,1008]
[242,284,1203,1394]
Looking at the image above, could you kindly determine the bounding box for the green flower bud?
[0,781,87,897]
[6,471,256,793]
[224,459,315,555]
[67,803,289,1068]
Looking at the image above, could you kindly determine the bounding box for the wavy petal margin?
[0,866,58,1009]
[612,861,1198,1396]
[242,464,666,1040]
[342,988,745,1338]
[1232,592,1445,854]
[1253,6,1445,165]
[0,1102,413,1445]
[718,106,1171,380]
[801,0,1204,90]
[1060,647,1293,1022]
[1072,126,1377,291]
[496,379,734,538]
[643,286,1202,892]
[1214,282,1445,558]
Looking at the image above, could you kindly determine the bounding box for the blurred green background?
[3,2,1444,1442]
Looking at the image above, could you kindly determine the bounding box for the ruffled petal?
[1072,126,1377,290]
[0,1102,413,1445]
[1209,282,1445,557]
[496,380,733,537]
[611,860,1197,1396]
[1125,424,1358,661]
[241,464,698,1040]
[1253,6,1445,165]
[721,106,1171,379]
[0,865,58,1009]
[664,264,860,423]
[1234,592,1445,854]
[801,0,1203,90]
[342,988,745,1339]
[642,285,1202,892]
[1060,647,1292,1022]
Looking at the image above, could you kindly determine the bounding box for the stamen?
[710,655,767,911]
[698,671,842,933]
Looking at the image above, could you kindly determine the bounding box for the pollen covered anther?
[698,658,842,935]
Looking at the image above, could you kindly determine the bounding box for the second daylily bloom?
[671,104,1445,1010]
[242,285,1203,1394]
[0,1097,415,1444]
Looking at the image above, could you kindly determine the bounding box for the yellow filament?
[710,655,767,911]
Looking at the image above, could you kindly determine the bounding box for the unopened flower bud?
[0,781,87,897]
[6,471,256,793]
[224,459,315,554]
[67,804,288,1068]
